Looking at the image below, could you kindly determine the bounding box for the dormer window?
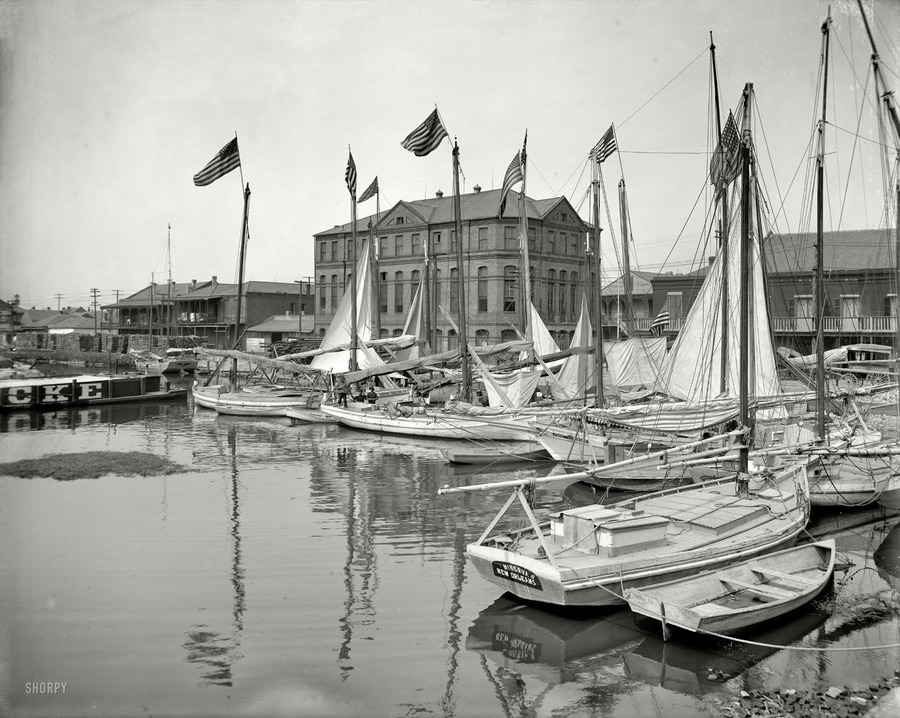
[396,216,404,225]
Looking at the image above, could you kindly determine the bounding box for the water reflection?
[0,401,178,433]
[182,422,245,687]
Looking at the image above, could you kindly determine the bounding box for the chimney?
[191,279,197,290]
[211,275,217,284]
[435,189,443,198]
[473,184,481,193]
[708,256,716,265]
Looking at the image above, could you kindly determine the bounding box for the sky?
[1,0,898,312]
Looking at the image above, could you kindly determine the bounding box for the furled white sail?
[393,278,431,362]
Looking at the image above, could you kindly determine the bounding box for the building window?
[478,226,489,250]
[319,275,326,310]
[500,328,517,343]
[450,268,459,313]
[559,270,567,318]
[379,236,387,259]
[379,272,388,314]
[395,235,404,256]
[450,230,457,253]
[411,270,420,300]
[504,265,517,313]
[435,328,443,352]
[477,266,488,312]
[504,226,517,250]
[528,228,536,252]
[475,329,490,345]
[547,269,556,316]
[570,272,578,317]
[433,232,442,254]
[448,329,458,350]
[330,274,338,312]
[548,232,555,254]
[561,212,568,222]
[561,233,568,255]
[412,233,422,255]
[395,271,404,314]
[433,269,442,310]
[330,241,337,261]
[319,241,327,262]
[571,235,579,255]
[396,216,404,225]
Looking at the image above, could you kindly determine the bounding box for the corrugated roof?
[602,270,658,296]
[766,229,895,273]
[248,315,315,333]
[315,188,587,237]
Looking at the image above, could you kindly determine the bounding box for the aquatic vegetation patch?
[0,451,188,480]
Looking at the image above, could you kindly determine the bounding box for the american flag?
[650,299,670,336]
[193,137,240,187]
[710,111,740,185]
[358,176,378,203]
[401,108,449,157]
[592,124,617,164]
[345,150,357,197]
[498,152,523,217]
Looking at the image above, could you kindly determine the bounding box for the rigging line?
[619,150,708,155]
[826,120,898,150]
[836,69,873,233]
[618,45,708,130]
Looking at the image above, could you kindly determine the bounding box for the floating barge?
[0,374,187,411]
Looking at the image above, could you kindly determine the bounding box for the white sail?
[311,240,385,374]
[605,337,667,389]
[393,277,431,362]
[551,292,594,402]
[656,181,781,403]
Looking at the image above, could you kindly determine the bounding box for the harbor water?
[2,383,900,718]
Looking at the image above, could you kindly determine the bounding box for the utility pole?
[90,288,100,340]
[54,294,63,311]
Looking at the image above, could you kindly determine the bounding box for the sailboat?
[191,183,325,416]
[440,84,813,608]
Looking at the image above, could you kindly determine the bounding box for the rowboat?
[624,539,835,637]
[441,439,550,464]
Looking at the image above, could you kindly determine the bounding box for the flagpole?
[231,183,251,385]
[519,133,532,344]
[235,132,244,191]
[370,191,380,340]
[452,140,470,400]
[591,154,605,407]
[349,155,359,374]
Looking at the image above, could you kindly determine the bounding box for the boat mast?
[519,134,532,342]
[815,11,831,442]
[711,32,730,394]
[591,152,605,406]
[452,141,470,400]
[349,177,359,374]
[738,83,753,474]
[167,222,173,337]
[855,0,900,376]
[618,180,633,337]
[369,194,381,342]
[231,183,251,385]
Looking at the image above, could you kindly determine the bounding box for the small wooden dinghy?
[441,439,550,464]
[624,539,835,637]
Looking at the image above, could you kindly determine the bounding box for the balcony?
[770,316,896,334]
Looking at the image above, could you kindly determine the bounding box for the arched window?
[477,266,488,312]
[559,270,567,318]
[379,272,388,314]
[450,268,459,314]
[448,328,458,350]
[392,328,402,337]
[379,328,388,339]
[570,272,579,319]
[475,329,490,345]
[435,328,443,352]
[503,265,517,313]
[394,271,404,314]
[330,274,338,313]
[547,269,556,317]
[319,275,326,310]
[500,328,517,343]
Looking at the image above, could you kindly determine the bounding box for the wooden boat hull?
[192,383,322,417]
[441,440,550,464]
[536,424,608,464]
[285,406,336,424]
[624,540,835,635]
[0,374,185,411]
[466,462,810,608]
[320,404,535,440]
[808,455,894,507]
